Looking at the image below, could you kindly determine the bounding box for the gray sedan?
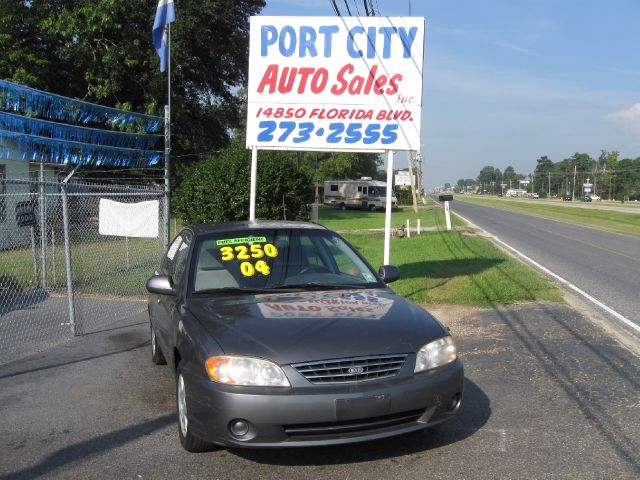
[147,221,463,451]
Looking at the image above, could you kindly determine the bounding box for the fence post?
[39,163,47,289]
[61,183,76,336]
[30,226,38,283]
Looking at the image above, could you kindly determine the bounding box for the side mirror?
[378,265,400,284]
[146,274,176,295]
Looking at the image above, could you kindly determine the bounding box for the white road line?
[453,211,640,335]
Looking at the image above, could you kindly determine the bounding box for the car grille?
[284,409,424,437]
[292,354,407,384]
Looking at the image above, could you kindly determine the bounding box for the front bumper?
[185,358,464,448]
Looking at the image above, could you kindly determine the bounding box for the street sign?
[394,174,414,186]
[15,201,36,228]
[500,183,507,188]
[246,16,425,152]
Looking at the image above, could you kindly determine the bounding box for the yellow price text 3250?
[219,243,279,262]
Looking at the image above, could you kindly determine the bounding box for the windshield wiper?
[271,283,369,290]
[192,287,274,295]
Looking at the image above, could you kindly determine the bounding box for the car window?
[162,232,191,285]
[320,236,373,280]
[190,229,382,293]
[161,234,184,275]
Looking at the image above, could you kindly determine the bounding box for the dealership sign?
[246,16,425,152]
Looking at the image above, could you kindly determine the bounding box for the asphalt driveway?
[0,302,638,480]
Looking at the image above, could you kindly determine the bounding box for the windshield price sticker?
[218,242,279,277]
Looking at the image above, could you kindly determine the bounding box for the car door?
[153,231,192,361]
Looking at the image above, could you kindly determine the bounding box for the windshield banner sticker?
[258,292,394,320]
[216,236,267,246]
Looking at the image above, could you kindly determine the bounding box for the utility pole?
[571,165,577,201]
[406,150,418,213]
[531,173,535,194]
[548,171,551,198]
[609,174,614,201]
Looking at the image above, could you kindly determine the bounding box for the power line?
[329,0,340,15]
[374,0,382,15]
[352,0,361,16]
[343,0,352,16]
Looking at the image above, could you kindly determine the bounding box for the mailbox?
[438,194,453,202]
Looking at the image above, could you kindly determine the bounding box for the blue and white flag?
[152,0,176,72]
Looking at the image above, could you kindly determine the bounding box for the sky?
[259,0,640,188]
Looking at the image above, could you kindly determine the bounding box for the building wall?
[0,156,61,250]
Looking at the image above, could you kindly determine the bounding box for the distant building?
[505,189,527,197]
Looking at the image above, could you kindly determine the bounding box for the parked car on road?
[582,195,592,202]
[147,221,464,451]
[563,195,572,201]
[589,194,600,201]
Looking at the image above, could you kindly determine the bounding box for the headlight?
[205,356,290,387]
[414,336,457,373]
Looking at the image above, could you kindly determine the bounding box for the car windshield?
[190,229,383,293]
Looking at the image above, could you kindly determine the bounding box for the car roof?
[186,220,328,236]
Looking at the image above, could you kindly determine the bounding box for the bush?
[174,141,313,223]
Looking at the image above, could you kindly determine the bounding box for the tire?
[340,203,346,211]
[176,365,214,452]
[151,326,166,365]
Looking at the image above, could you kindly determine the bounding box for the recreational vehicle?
[323,178,397,211]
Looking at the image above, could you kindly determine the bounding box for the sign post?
[246,16,425,265]
[438,194,453,231]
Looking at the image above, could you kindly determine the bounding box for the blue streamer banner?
[0,111,162,151]
[0,130,162,167]
[0,80,163,133]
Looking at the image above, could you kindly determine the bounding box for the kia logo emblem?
[348,366,365,375]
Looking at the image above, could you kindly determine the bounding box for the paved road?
[443,198,640,332]
[468,196,640,214]
[1,305,638,480]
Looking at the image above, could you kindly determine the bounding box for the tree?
[297,152,383,183]
[598,150,619,199]
[0,0,266,181]
[477,166,501,193]
[534,156,554,197]
[174,140,313,223]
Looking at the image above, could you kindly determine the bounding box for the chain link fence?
[0,177,166,365]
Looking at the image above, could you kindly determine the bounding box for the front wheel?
[176,366,214,452]
[151,327,166,365]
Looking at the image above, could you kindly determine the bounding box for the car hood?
[186,289,447,365]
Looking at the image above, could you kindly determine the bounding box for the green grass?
[317,204,465,232]
[456,195,640,237]
[343,231,563,306]
[0,237,162,296]
[2,210,562,307]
